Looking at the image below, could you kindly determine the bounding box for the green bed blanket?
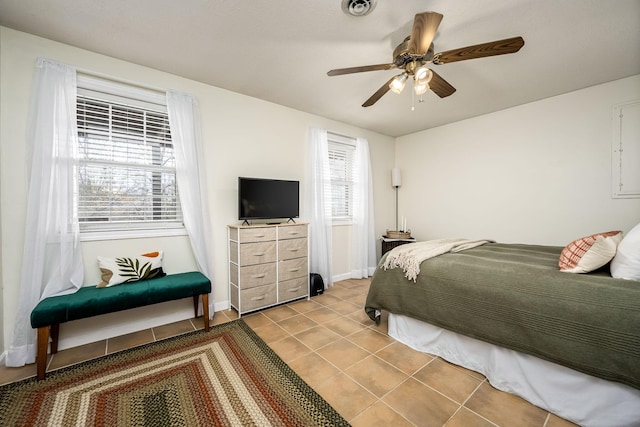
[365,243,640,389]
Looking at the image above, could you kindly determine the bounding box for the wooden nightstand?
[381,236,415,256]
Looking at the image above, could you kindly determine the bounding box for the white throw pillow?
[97,251,165,288]
[611,223,640,281]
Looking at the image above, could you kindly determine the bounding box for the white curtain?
[6,58,84,367]
[166,91,215,317]
[351,137,377,278]
[306,127,333,287]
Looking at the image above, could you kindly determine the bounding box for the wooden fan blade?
[434,36,525,64]
[408,12,443,55]
[327,63,395,76]
[429,70,456,98]
[362,77,395,107]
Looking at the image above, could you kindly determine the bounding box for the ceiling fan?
[327,11,525,107]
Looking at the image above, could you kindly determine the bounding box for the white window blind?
[328,134,356,220]
[76,81,183,232]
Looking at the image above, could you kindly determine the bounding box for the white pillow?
[611,223,640,281]
[97,251,165,288]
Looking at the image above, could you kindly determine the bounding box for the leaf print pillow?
[96,251,166,288]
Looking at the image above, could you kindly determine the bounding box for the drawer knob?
[288,248,299,252]
[251,274,266,279]
[254,253,265,256]
[251,295,265,301]
[289,268,300,272]
[289,286,301,292]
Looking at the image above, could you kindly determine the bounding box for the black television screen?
[238,177,300,221]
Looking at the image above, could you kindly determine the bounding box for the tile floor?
[0,278,577,427]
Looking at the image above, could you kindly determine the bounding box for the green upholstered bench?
[30,271,211,380]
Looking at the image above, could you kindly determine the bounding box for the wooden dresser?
[228,222,309,316]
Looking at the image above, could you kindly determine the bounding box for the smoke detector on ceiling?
[341,0,377,17]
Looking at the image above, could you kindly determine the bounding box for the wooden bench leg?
[37,326,49,380]
[202,293,210,332]
[192,295,199,318]
[50,323,60,354]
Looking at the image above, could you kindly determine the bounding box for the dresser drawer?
[278,276,308,302]
[278,224,307,240]
[230,263,276,289]
[278,258,308,281]
[230,241,277,265]
[237,227,276,243]
[278,238,307,261]
[240,284,276,312]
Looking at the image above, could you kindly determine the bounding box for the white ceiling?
[1,0,639,137]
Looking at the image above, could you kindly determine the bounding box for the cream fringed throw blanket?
[382,238,494,282]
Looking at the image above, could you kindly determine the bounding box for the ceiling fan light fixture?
[389,73,408,94]
[414,66,433,83]
[414,80,430,95]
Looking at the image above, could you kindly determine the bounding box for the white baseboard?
[332,272,352,283]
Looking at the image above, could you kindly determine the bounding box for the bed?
[365,242,640,427]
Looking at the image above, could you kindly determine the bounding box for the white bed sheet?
[388,313,640,427]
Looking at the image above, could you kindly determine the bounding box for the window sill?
[80,227,188,242]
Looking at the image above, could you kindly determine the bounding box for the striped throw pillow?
[558,231,622,273]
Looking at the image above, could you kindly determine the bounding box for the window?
[327,133,356,221]
[76,76,183,233]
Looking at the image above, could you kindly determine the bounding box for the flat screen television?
[238,177,300,222]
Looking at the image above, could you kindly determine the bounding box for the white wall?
[396,75,640,245]
[0,27,396,352]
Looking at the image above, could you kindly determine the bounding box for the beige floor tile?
[439,357,486,381]
[316,338,371,370]
[49,340,107,370]
[323,316,367,337]
[327,300,362,316]
[350,400,414,427]
[153,319,195,340]
[413,358,483,404]
[287,352,340,389]
[293,325,341,350]
[314,372,377,421]
[277,314,318,335]
[464,382,548,427]
[347,308,376,325]
[311,293,343,307]
[345,354,408,397]
[107,329,154,354]
[445,407,497,427]
[241,312,273,329]
[0,362,39,385]
[262,305,299,322]
[303,306,342,324]
[267,336,312,363]
[347,327,395,353]
[287,298,323,313]
[546,413,579,427]
[251,322,290,344]
[375,340,434,375]
[383,377,460,427]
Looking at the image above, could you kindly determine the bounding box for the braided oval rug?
[0,319,349,427]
